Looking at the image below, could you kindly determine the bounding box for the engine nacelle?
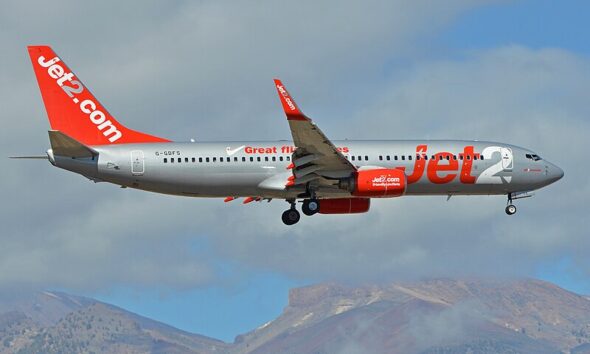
[349,168,406,197]
[318,198,370,214]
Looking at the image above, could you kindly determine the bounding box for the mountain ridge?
[1,278,589,354]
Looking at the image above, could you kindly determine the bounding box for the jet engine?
[340,168,406,197]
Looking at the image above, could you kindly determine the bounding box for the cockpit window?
[525,153,542,161]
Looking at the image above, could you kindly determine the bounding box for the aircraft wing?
[273,79,356,190]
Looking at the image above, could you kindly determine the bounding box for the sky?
[1,0,589,343]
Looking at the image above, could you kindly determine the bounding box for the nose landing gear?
[505,193,517,215]
[505,204,517,215]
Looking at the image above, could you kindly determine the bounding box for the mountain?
[1,279,589,354]
[233,279,590,354]
[0,291,227,354]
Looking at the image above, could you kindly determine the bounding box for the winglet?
[273,79,308,121]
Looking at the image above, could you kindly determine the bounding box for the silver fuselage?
[50,140,563,200]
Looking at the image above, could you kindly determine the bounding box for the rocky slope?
[233,279,590,354]
[1,279,590,353]
[0,291,227,354]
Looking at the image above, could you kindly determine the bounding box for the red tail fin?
[28,46,169,145]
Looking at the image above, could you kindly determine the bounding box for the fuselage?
[51,140,564,199]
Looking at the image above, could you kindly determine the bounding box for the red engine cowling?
[318,198,370,214]
[352,168,406,197]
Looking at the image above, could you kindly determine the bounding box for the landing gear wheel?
[282,209,301,225]
[302,199,320,216]
[505,204,517,215]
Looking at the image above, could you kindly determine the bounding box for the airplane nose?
[547,163,564,183]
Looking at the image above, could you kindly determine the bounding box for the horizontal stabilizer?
[9,156,48,159]
[48,130,98,158]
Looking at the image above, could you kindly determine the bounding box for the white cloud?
[205,46,590,284]
[4,0,587,293]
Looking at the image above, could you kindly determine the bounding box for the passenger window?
[250,157,254,162]
[213,157,216,162]
[467,156,471,160]
[416,155,420,160]
[424,155,428,160]
[365,156,368,161]
[272,156,276,161]
[257,157,261,162]
[164,158,167,163]
[185,158,189,163]
[178,158,181,163]
[199,157,203,163]
[446,156,450,161]
[401,156,405,161]
[452,155,457,160]
[286,156,291,161]
[351,156,356,161]
[279,156,284,161]
[386,156,390,161]
[206,157,210,162]
[358,156,362,161]
[242,157,246,162]
[192,157,195,163]
[171,158,174,163]
[480,155,484,160]
[408,155,412,161]
[379,155,383,161]
[265,156,269,162]
[394,156,398,161]
[234,157,238,162]
[459,155,463,160]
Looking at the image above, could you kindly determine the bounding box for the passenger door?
[131,150,145,176]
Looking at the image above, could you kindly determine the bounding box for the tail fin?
[28,46,170,145]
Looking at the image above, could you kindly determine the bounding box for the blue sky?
[2,0,589,344]
[444,0,590,54]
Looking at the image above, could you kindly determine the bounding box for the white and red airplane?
[22,46,563,225]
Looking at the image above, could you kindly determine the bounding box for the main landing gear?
[282,198,320,225]
[302,198,320,216]
[282,200,300,225]
[505,193,517,215]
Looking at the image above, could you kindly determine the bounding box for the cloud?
[404,300,488,352]
[206,46,590,284]
[3,0,586,294]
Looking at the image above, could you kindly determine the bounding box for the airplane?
[20,45,564,225]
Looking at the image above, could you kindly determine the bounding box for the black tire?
[505,204,517,215]
[282,209,301,225]
[302,199,320,216]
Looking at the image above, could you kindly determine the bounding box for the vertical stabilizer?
[28,46,170,145]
